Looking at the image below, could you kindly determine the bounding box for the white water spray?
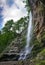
[19,11,33,60]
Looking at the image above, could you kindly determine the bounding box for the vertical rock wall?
[29,0,45,41]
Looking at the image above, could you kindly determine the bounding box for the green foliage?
[2,20,14,32]
[25,0,31,12]
[0,31,1,34]
[31,30,45,58]
[22,0,31,13]
[35,60,45,65]
[13,17,28,33]
[0,31,15,53]
[38,49,45,58]
[0,16,28,53]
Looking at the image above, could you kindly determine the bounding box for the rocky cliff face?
[29,0,45,41]
[28,0,45,60]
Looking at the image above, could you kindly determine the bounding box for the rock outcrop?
[28,0,45,60]
[29,0,45,41]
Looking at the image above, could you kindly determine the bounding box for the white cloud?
[1,0,28,27]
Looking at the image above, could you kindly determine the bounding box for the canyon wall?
[29,0,45,41]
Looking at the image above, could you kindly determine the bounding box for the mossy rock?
[35,49,45,61]
[35,60,45,65]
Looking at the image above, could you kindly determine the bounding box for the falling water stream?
[19,11,33,60]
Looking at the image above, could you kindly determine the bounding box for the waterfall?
[19,11,33,60]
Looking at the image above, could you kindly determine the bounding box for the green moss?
[38,49,45,56]
[36,60,45,65]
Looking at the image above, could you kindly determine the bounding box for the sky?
[0,0,28,30]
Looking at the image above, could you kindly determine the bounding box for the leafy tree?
[0,31,15,53]
[0,16,28,53]
[13,17,28,33]
[0,31,1,34]
[2,20,14,32]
